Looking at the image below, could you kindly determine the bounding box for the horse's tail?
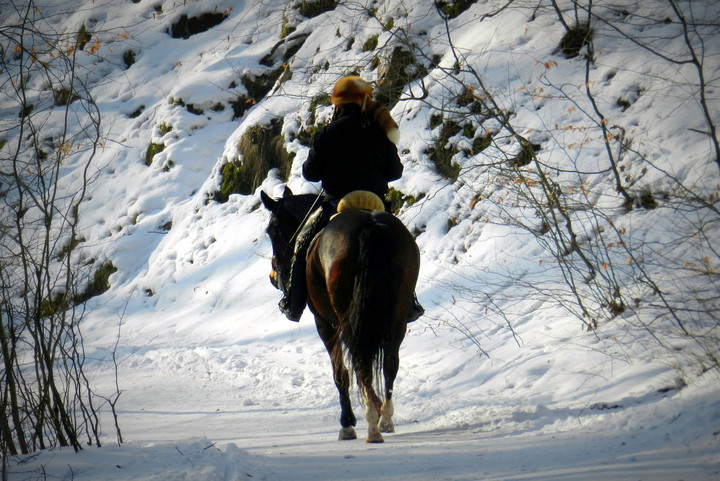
[342,217,397,387]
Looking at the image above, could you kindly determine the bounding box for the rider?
[279,76,423,322]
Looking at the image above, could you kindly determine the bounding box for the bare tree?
[374,0,719,371]
[0,0,121,470]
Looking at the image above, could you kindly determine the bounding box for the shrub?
[560,23,592,58]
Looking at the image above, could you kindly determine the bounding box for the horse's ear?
[283,186,293,198]
[260,191,276,212]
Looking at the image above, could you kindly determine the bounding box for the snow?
[3,0,719,480]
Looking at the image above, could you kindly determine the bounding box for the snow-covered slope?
[3,0,719,479]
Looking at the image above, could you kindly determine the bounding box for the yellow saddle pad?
[336,190,384,214]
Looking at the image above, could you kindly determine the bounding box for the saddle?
[301,190,385,257]
[332,190,385,219]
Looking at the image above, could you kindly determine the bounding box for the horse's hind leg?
[318,321,357,440]
[358,372,384,443]
[379,347,399,433]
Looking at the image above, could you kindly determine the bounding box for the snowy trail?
[73,393,718,481]
[70,339,716,481]
[10,325,719,481]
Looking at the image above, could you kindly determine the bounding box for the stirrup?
[408,295,424,323]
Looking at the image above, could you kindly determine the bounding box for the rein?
[287,191,324,246]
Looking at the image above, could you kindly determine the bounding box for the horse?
[261,188,420,443]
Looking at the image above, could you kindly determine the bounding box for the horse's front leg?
[333,344,357,441]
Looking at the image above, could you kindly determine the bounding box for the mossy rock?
[362,35,379,52]
[229,66,290,120]
[41,292,71,318]
[616,97,631,111]
[260,33,310,67]
[468,134,493,156]
[298,0,338,18]
[386,187,423,214]
[436,0,477,19]
[296,94,332,147]
[376,46,423,109]
[309,93,331,121]
[242,66,288,101]
[170,12,229,39]
[230,95,254,120]
[637,189,658,210]
[296,123,324,148]
[280,17,296,39]
[159,122,173,136]
[211,119,295,202]
[185,103,204,116]
[427,119,462,181]
[510,138,541,167]
[41,261,118,317]
[427,145,461,181]
[145,142,165,166]
[75,261,118,304]
[456,86,485,114]
[429,114,444,130]
[128,105,144,118]
[123,50,136,68]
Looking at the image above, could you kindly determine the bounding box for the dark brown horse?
[261,188,420,442]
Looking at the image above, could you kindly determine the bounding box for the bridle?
[268,191,324,290]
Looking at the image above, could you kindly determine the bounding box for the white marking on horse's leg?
[379,399,395,433]
[363,388,384,443]
[338,426,357,440]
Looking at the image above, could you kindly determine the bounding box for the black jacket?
[303,103,403,199]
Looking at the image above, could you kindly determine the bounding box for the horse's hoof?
[338,427,357,440]
[379,420,395,433]
[365,432,384,443]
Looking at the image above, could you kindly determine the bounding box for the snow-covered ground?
[3,0,719,479]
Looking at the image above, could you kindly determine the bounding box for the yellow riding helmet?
[330,76,373,106]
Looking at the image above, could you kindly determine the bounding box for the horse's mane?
[281,194,322,225]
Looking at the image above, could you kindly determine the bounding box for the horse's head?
[261,187,321,291]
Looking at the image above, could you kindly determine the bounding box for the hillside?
[2,1,719,480]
